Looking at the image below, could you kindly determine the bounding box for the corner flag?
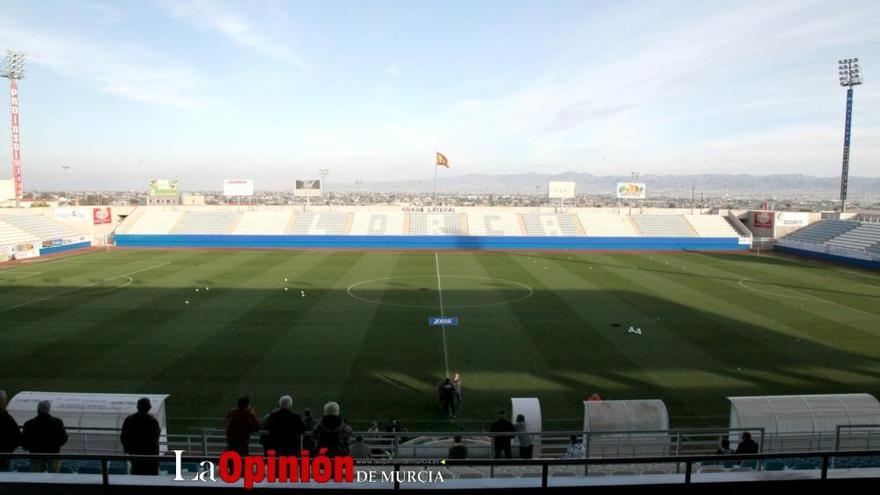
[435,152,449,168]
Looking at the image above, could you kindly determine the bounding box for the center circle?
[347,275,534,309]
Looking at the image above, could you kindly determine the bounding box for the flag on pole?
[435,152,449,168]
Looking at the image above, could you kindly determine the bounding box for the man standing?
[314,402,352,457]
[120,398,161,475]
[437,378,456,418]
[489,410,515,459]
[262,395,305,456]
[0,391,22,472]
[226,396,260,456]
[22,400,67,473]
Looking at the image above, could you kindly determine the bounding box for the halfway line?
[434,252,450,377]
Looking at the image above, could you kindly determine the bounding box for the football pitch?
[2,248,879,432]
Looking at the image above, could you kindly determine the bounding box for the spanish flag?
[435,152,449,168]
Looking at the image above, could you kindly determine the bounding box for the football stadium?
[2,2,880,494]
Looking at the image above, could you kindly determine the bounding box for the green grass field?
[2,248,879,432]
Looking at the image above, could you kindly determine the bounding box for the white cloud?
[0,19,208,109]
[158,0,309,72]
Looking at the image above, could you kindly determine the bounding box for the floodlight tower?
[1,50,25,207]
[837,58,862,212]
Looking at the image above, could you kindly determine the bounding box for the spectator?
[452,373,462,414]
[716,438,733,455]
[564,435,585,459]
[514,414,533,459]
[0,391,22,472]
[262,395,305,456]
[448,435,468,460]
[120,398,161,475]
[226,396,260,456]
[314,402,352,457]
[385,419,408,444]
[489,410,515,459]
[349,436,371,459]
[366,420,380,439]
[302,408,316,453]
[22,400,68,473]
[438,378,456,418]
[735,432,759,454]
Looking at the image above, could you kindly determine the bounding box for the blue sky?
[0,0,878,190]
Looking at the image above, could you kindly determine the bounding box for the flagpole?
[433,159,438,206]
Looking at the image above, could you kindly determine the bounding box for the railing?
[2,450,880,489]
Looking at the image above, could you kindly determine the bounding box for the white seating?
[124,210,183,234]
[349,212,405,235]
[578,214,639,237]
[0,215,80,240]
[172,211,240,234]
[291,212,350,235]
[467,213,521,236]
[520,214,581,236]
[232,211,293,235]
[0,219,39,246]
[684,215,740,238]
[630,215,697,237]
[408,213,466,235]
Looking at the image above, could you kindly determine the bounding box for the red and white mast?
[2,50,26,207]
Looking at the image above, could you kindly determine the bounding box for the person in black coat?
[121,398,161,475]
[262,395,306,456]
[22,400,68,473]
[437,378,456,418]
[489,410,515,459]
[0,391,22,472]
[735,431,760,454]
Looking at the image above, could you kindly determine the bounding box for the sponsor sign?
[775,212,810,227]
[149,179,179,197]
[429,317,458,326]
[294,179,322,197]
[753,211,773,229]
[223,179,254,197]
[93,207,112,225]
[548,181,576,199]
[616,182,646,199]
[54,208,88,221]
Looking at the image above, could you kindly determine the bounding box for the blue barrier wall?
[114,234,747,251]
[39,241,92,256]
[775,245,880,270]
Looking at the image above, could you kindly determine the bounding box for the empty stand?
[124,210,183,235]
[520,214,581,236]
[408,212,466,235]
[349,212,405,235]
[578,214,639,237]
[172,211,241,234]
[466,213,522,236]
[684,215,741,238]
[1,215,81,240]
[0,218,39,246]
[630,215,697,237]
[825,222,880,251]
[232,211,293,235]
[291,212,351,235]
[782,220,858,245]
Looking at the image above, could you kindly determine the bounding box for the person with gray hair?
[261,395,305,456]
[22,400,68,472]
[0,391,22,472]
[314,401,352,456]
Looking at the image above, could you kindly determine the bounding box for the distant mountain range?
[335,172,880,199]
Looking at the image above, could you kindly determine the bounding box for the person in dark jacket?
[120,398,161,475]
[314,402,352,457]
[438,378,456,418]
[735,431,759,454]
[0,391,22,472]
[22,400,67,472]
[489,410,515,459]
[302,408,316,453]
[448,435,468,460]
[226,396,260,456]
[262,395,305,456]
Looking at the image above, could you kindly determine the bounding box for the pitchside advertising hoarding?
[548,181,576,199]
[616,182,646,199]
[223,179,254,197]
[149,179,179,197]
[294,179,322,197]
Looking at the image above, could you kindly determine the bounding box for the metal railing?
[2,449,880,489]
